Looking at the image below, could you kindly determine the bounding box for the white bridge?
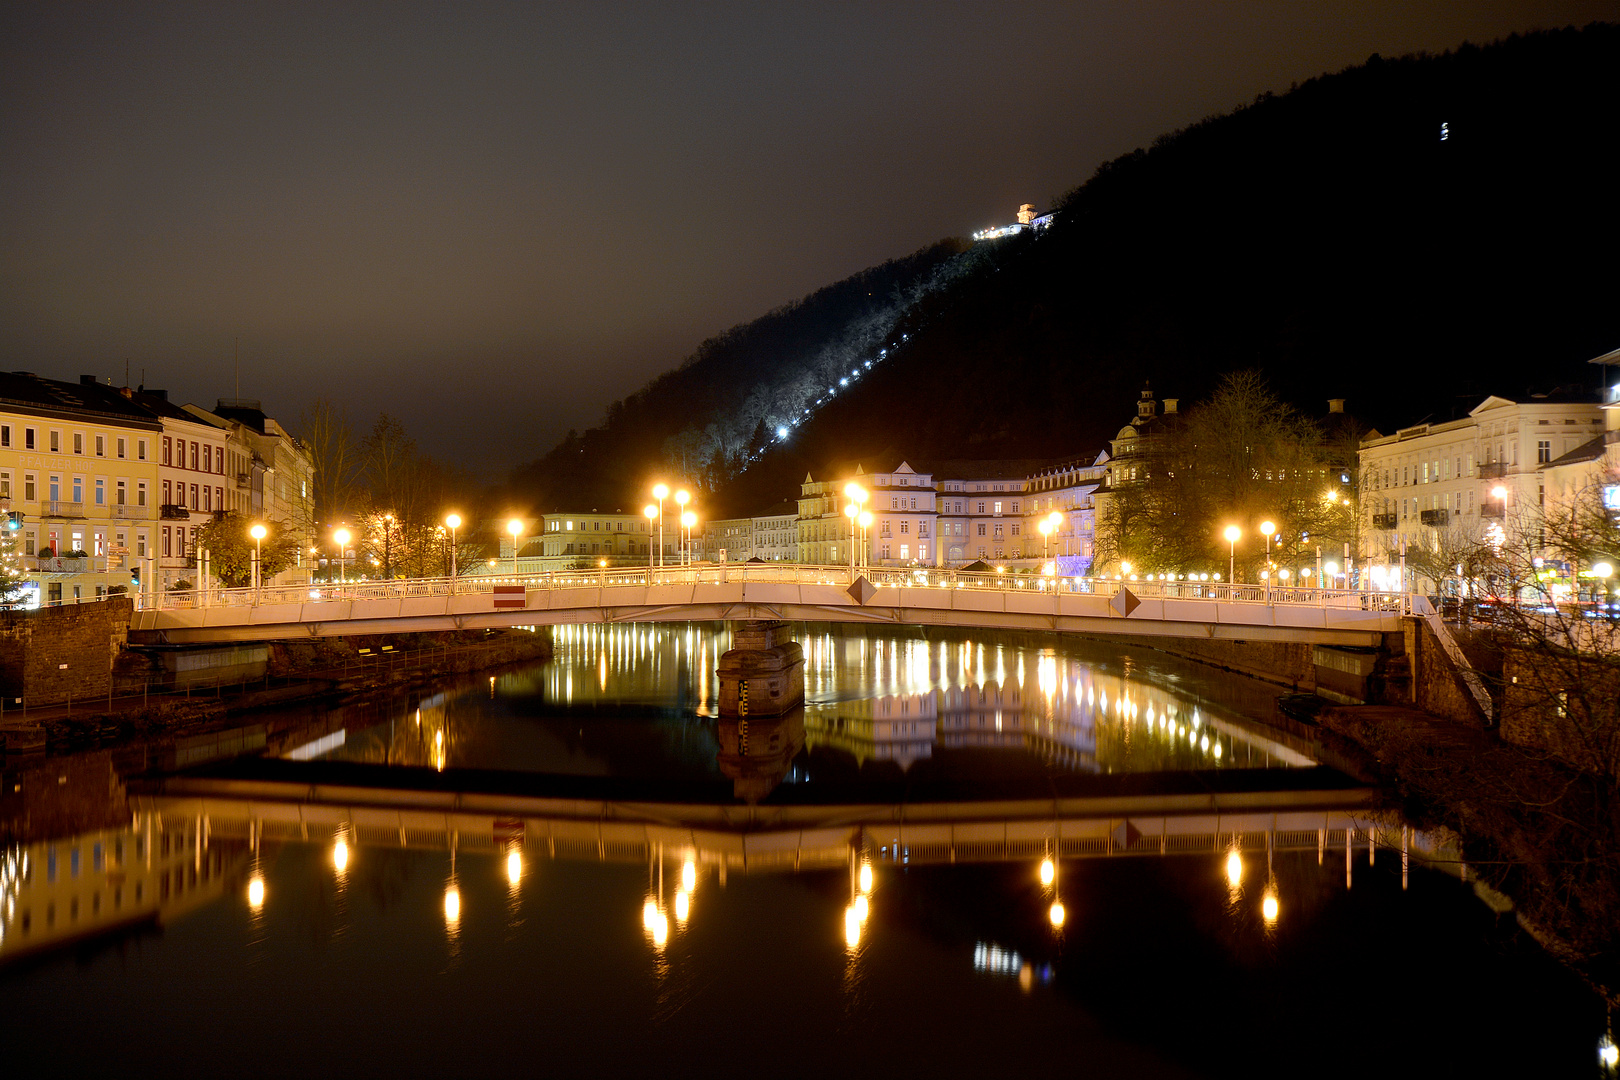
[129,564,1409,647]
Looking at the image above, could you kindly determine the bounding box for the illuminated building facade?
[0,372,161,606]
[535,511,653,569]
[1358,391,1602,588]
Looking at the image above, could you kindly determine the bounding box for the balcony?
[1419,508,1450,526]
[1477,462,1510,480]
[1370,513,1397,530]
[1481,501,1505,519]
[112,503,153,520]
[160,503,192,520]
[235,473,251,488]
[30,555,89,573]
[41,500,85,518]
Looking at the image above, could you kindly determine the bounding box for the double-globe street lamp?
[681,510,697,565]
[1224,525,1241,585]
[842,483,867,575]
[651,484,669,567]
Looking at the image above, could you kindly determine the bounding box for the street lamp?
[333,527,351,584]
[1224,525,1241,584]
[249,523,267,602]
[507,519,523,575]
[857,511,872,568]
[1039,519,1054,561]
[842,483,867,572]
[674,490,690,565]
[643,505,658,570]
[652,483,669,567]
[844,504,858,574]
[681,510,696,565]
[444,513,461,578]
[1047,511,1063,558]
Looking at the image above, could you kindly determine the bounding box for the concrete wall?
[0,599,132,707]
[1392,617,1488,726]
[1116,635,1316,690]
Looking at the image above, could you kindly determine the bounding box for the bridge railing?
[146,563,1412,614]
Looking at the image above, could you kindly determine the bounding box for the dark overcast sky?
[3,2,1612,471]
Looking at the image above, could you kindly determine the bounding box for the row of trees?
[294,403,492,581]
[1096,372,1363,577]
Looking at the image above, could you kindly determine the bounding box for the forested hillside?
[514,24,1620,517]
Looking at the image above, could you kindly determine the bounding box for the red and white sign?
[493,585,526,609]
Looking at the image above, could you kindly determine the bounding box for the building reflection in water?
[290,624,1310,784]
[797,632,1312,775]
[0,811,247,965]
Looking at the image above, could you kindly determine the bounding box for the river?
[0,624,1603,1077]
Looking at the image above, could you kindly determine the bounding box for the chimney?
[80,374,97,385]
[1163,398,1178,414]
[1328,398,1345,414]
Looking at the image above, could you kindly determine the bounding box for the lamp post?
[844,504,858,574]
[1260,521,1275,603]
[681,510,696,565]
[643,505,658,570]
[1047,511,1063,559]
[249,523,267,603]
[1039,519,1053,561]
[841,484,867,571]
[1224,525,1241,585]
[857,511,872,568]
[507,519,523,575]
[333,527,351,584]
[445,514,461,578]
[675,489,690,565]
[652,484,669,567]
[1593,561,1612,614]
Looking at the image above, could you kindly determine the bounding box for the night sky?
[3,2,1612,472]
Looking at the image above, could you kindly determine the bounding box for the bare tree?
[296,399,359,529]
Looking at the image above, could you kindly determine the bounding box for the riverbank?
[1316,703,1619,1004]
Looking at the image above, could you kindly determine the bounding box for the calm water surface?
[0,625,1603,1076]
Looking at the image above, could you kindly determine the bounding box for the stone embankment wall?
[1498,645,1619,778]
[1392,617,1489,727]
[0,600,133,707]
[1117,636,1315,690]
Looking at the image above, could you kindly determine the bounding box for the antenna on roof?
[234,337,240,399]
[124,359,129,387]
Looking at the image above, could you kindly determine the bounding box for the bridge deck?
[130,565,1408,646]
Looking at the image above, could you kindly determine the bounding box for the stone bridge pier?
[716,620,804,719]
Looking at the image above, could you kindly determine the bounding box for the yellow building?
[1,373,162,605]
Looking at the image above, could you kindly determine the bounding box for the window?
[50,431,60,452]
[162,437,171,465]
[1010,502,1019,513]
[73,433,83,454]
[25,428,35,450]
[976,523,986,536]
[95,479,105,506]
[213,486,220,508]
[0,424,8,447]
[1537,440,1550,464]
[190,483,199,509]
[162,527,171,557]
[203,445,211,472]
[189,442,197,470]
[162,480,171,504]
[976,501,985,513]
[900,521,909,534]
[117,438,126,459]
[138,439,147,461]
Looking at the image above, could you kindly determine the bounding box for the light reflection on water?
[0,810,1601,1077]
[319,623,1313,781]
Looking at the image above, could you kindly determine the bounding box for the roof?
[1543,435,1606,469]
[0,371,163,429]
[753,500,799,518]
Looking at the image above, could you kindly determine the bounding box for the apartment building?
[0,373,161,605]
[1358,392,1603,581]
[532,511,654,570]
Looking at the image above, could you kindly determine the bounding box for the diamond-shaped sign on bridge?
[1110,586,1140,617]
[847,575,877,606]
